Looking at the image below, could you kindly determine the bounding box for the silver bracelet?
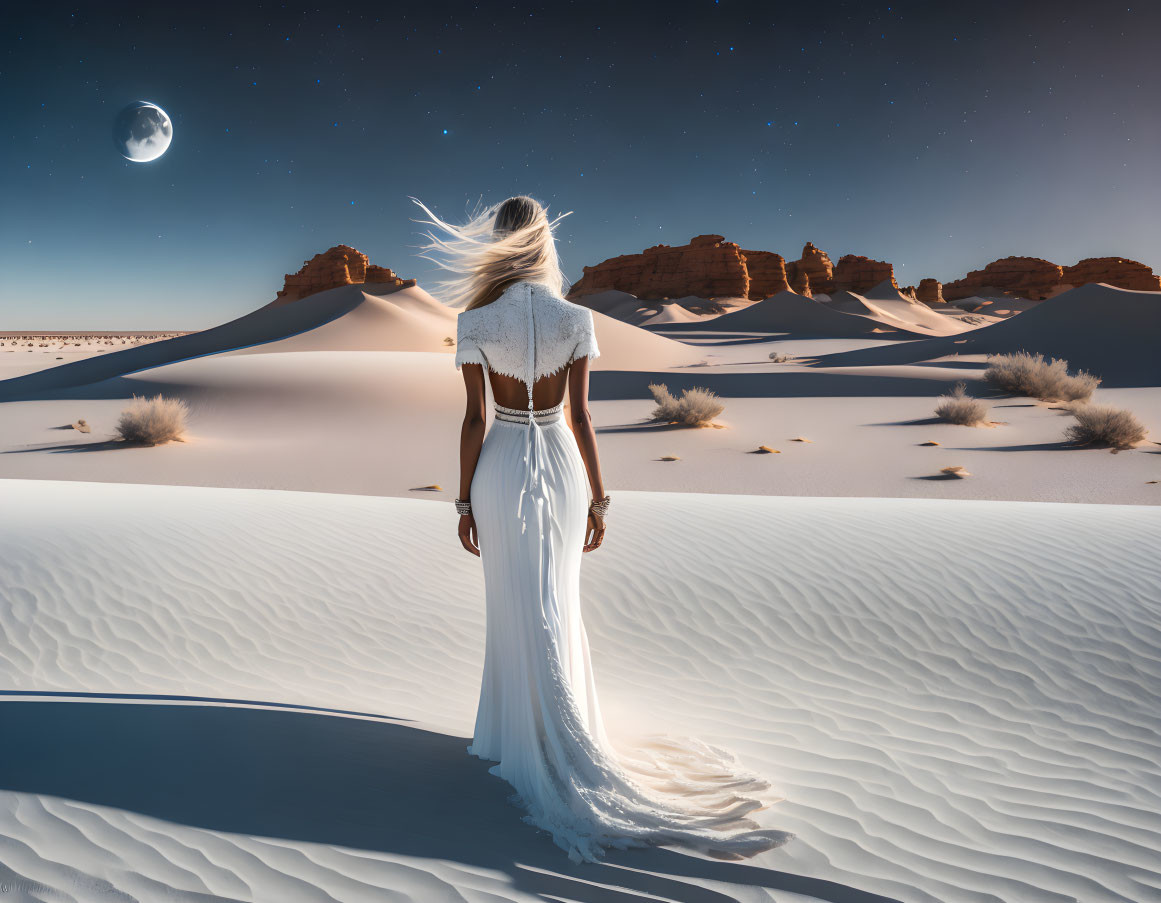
[589,495,611,517]
[454,498,472,516]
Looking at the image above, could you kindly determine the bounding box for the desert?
[4,4,1160,901]
[2,237,1160,900]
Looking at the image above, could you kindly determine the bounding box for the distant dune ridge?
[650,287,985,339]
[701,290,925,338]
[828,281,982,336]
[0,282,426,399]
[812,282,1161,386]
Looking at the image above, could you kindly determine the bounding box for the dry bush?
[115,394,189,445]
[935,382,989,426]
[648,382,724,427]
[647,383,680,420]
[1064,404,1147,449]
[983,351,1099,402]
[768,351,794,363]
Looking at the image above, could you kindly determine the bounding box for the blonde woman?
[411,195,792,863]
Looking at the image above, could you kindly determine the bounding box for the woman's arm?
[567,356,607,552]
[457,363,487,556]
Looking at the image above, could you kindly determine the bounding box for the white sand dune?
[230,283,457,353]
[637,302,706,326]
[813,283,1161,386]
[0,283,442,399]
[572,288,651,322]
[825,290,972,336]
[236,284,702,370]
[1,479,1158,902]
[576,290,746,326]
[860,280,915,303]
[966,296,1044,317]
[950,294,1041,315]
[696,290,930,338]
[582,309,707,369]
[0,283,701,402]
[857,281,987,334]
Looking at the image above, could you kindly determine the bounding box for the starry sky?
[2,1,1159,330]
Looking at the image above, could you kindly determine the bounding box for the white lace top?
[454,281,600,408]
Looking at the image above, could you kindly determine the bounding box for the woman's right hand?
[583,511,606,552]
[458,513,480,556]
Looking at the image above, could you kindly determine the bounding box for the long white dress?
[455,280,793,863]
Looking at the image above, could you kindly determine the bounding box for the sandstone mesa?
[276,244,417,304]
[565,237,1159,305]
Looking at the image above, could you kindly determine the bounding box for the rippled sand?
[2,480,1158,902]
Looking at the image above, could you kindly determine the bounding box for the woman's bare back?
[488,368,570,411]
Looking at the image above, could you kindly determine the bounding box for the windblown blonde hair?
[409,195,573,310]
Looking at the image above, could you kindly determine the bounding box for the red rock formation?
[565,234,750,301]
[789,269,812,297]
[365,264,415,287]
[276,245,416,304]
[942,257,1063,302]
[832,255,898,294]
[915,278,944,305]
[786,242,834,294]
[568,236,1160,308]
[1061,257,1161,292]
[741,250,790,299]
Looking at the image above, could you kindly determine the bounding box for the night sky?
[2,1,1159,330]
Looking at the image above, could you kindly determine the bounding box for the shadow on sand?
[596,421,690,435]
[0,699,898,903]
[2,439,138,454]
[590,370,953,401]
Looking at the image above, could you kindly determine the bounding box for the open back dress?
[454,280,793,863]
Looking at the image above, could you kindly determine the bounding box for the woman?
[411,194,793,863]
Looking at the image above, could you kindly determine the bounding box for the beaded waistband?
[494,401,564,424]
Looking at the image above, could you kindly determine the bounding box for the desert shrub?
[934,382,988,426]
[983,351,1099,402]
[115,394,189,445]
[768,351,794,363]
[1064,404,1147,449]
[648,382,724,427]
